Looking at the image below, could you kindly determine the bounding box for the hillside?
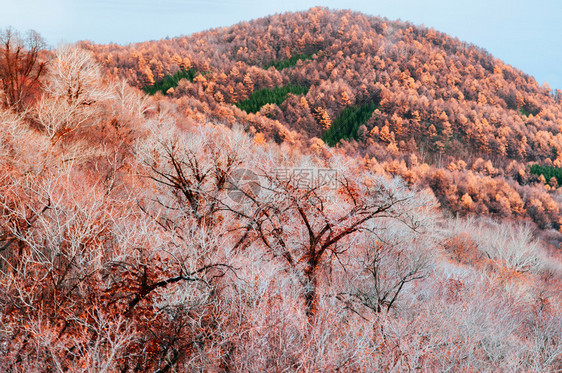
[0,10,561,371]
[82,7,562,238]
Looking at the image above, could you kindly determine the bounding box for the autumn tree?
[0,27,46,111]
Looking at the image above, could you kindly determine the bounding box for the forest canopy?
[235,84,309,113]
[322,102,377,146]
[143,68,198,95]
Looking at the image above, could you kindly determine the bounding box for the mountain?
[82,7,562,237]
[0,9,561,371]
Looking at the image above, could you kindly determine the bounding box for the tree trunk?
[303,264,317,323]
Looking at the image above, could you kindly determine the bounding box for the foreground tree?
[230,165,437,321]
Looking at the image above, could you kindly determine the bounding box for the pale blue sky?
[1,0,561,90]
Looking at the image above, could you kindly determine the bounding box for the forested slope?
[82,7,562,237]
[0,10,561,371]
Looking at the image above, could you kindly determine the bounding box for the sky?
[1,0,561,90]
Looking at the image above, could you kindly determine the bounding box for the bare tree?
[35,44,112,141]
[338,224,435,315]
[221,156,438,322]
[0,28,46,111]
